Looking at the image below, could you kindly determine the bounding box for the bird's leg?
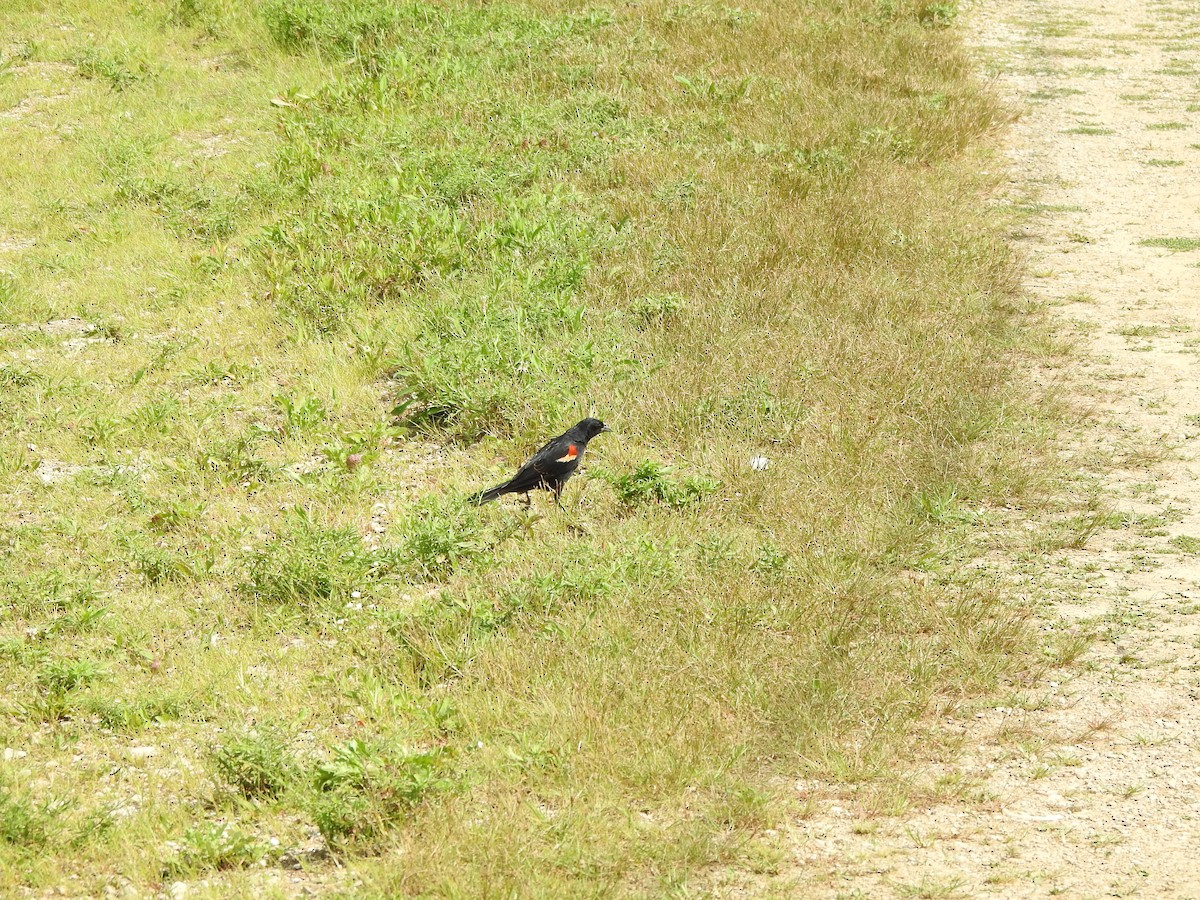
[520,493,532,511]
[553,487,565,512]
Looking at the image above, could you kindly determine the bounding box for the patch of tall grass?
[0,0,1058,893]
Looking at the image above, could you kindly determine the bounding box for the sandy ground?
[778,0,1200,896]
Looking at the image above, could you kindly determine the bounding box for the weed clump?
[163,822,264,877]
[262,200,468,333]
[0,785,65,850]
[0,273,19,317]
[211,730,302,800]
[128,543,212,585]
[263,0,411,58]
[70,46,152,90]
[239,501,489,610]
[309,739,452,846]
[84,694,185,731]
[602,460,718,509]
[630,293,684,326]
[37,659,103,697]
[18,656,107,723]
[390,497,487,582]
[204,728,453,848]
[388,293,594,440]
[238,513,382,608]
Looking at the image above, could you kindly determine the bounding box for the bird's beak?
[601,425,613,433]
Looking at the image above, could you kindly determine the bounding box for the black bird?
[470,418,611,506]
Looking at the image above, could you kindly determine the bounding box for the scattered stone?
[279,836,331,870]
[0,235,35,252]
[111,795,141,819]
[35,460,87,485]
[62,335,111,353]
[42,317,92,336]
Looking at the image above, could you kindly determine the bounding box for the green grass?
[1063,124,1114,135]
[1116,325,1165,337]
[1155,61,1197,76]
[1028,87,1084,101]
[0,0,1055,894]
[1139,237,1200,251]
[1169,534,1200,554]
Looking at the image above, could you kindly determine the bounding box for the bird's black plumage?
[470,418,610,506]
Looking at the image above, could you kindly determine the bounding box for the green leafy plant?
[164,822,264,876]
[262,0,410,57]
[391,497,487,581]
[211,729,302,799]
[320,422,395,470]
[309,739,452,845]
[147,500,205,532]
[239,511,383,608]
[84,694,185,731]
[129,543,213,585]
[601,460,718,509]
[22,657,107,722]
[0,785,70,850]
[275,394,327,436]
[918,2,957,27]
[71,46,152,90]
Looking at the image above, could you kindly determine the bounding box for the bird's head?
[576,418,611,440]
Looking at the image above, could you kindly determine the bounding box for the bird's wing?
[531,429,572,457]
[503,457,553,492]
[532,439,582,471]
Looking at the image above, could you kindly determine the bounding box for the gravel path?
[779,0,1200,896]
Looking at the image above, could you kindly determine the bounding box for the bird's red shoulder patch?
[555,443,579,463]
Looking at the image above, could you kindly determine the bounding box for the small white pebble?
[351,590,362,599]
[749,456,770,471]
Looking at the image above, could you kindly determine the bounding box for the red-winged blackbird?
[470,418,611,506]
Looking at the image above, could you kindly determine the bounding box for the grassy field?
[0,0,1059,895]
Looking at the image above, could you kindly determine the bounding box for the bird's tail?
[469,481,510,505]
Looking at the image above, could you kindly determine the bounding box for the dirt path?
[780,0,1200,896]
